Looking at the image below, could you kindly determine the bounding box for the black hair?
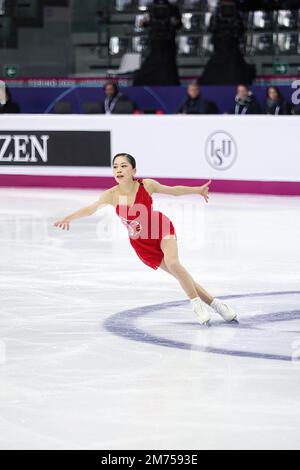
[113,153,136,169]
[189,79,200,88]
[237,84,249,91]
[266,86,283,102]
[104,82,119,94]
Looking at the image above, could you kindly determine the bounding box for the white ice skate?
[211,298,238,323]
[192,298,211,326]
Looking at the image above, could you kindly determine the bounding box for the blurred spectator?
[101,82,136,115]
[200,0,255,85]
[177,81,216,114]
[0,81,20,114]
[264,86,290,115]
[133,0,182,86]
[231,84,261,115]
[206,100,220,114]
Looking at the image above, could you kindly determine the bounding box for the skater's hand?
[198,180,211,203]
[53,218,71,231]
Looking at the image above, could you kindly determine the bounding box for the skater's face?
[188,84,200,99]
[113,156,136,183]
[237,86,248,100]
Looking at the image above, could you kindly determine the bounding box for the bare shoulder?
[108,185,119,195]
[105,185,121,207]
[143,179,158,195]
[98,186,118,205]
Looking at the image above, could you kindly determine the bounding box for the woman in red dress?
[54,153,237,325]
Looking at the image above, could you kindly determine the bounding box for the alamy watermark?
[291,81,300,105]
[95,200,206,244]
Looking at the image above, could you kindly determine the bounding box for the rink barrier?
[1,115,300,195]
[0,174,299,195]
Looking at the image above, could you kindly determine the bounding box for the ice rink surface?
[0,187,300,450]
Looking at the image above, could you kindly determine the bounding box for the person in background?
[176,81,215,114]
[231,84,261,115]
[264,86,290,115]
[101,82,136,115]
[133,0,182,86]
[0,81,20,113]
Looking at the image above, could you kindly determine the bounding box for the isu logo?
[205,131,237,171]
[0,135,49,162]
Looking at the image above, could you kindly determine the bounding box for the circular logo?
[205,131,237,171]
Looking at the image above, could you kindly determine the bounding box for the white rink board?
[0,114,300,182]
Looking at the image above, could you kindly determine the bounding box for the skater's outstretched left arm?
[144,179,211,203]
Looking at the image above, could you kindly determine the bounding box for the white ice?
[0,188,300,450]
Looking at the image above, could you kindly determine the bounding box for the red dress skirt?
[116,179,176,270]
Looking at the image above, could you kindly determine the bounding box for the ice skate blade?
[229,318,239,324]
[201,320,211,327]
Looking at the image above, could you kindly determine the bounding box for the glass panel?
[0,0,6,15]
[200,33,213,56]
[115,0,135,12]
[182,12,211,31]
[134,13,145,32]
[249,11,273,30]
[138,0,152,11]
[182,0,202,10]
[247,33,274,55]
[132,35,148,53]
[109,36,129,55]
[182,12,202,30]
[277,33,300,54]
[277,10,298,30]
[178,35,199,56]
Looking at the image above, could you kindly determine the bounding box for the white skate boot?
[191,298,211,326]
[211,298,238,323]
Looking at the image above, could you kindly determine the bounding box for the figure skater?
[54,153,237,325]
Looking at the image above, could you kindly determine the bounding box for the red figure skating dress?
[116,179,176,270]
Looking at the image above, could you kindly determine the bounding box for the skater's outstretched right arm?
[53,189,113,231]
